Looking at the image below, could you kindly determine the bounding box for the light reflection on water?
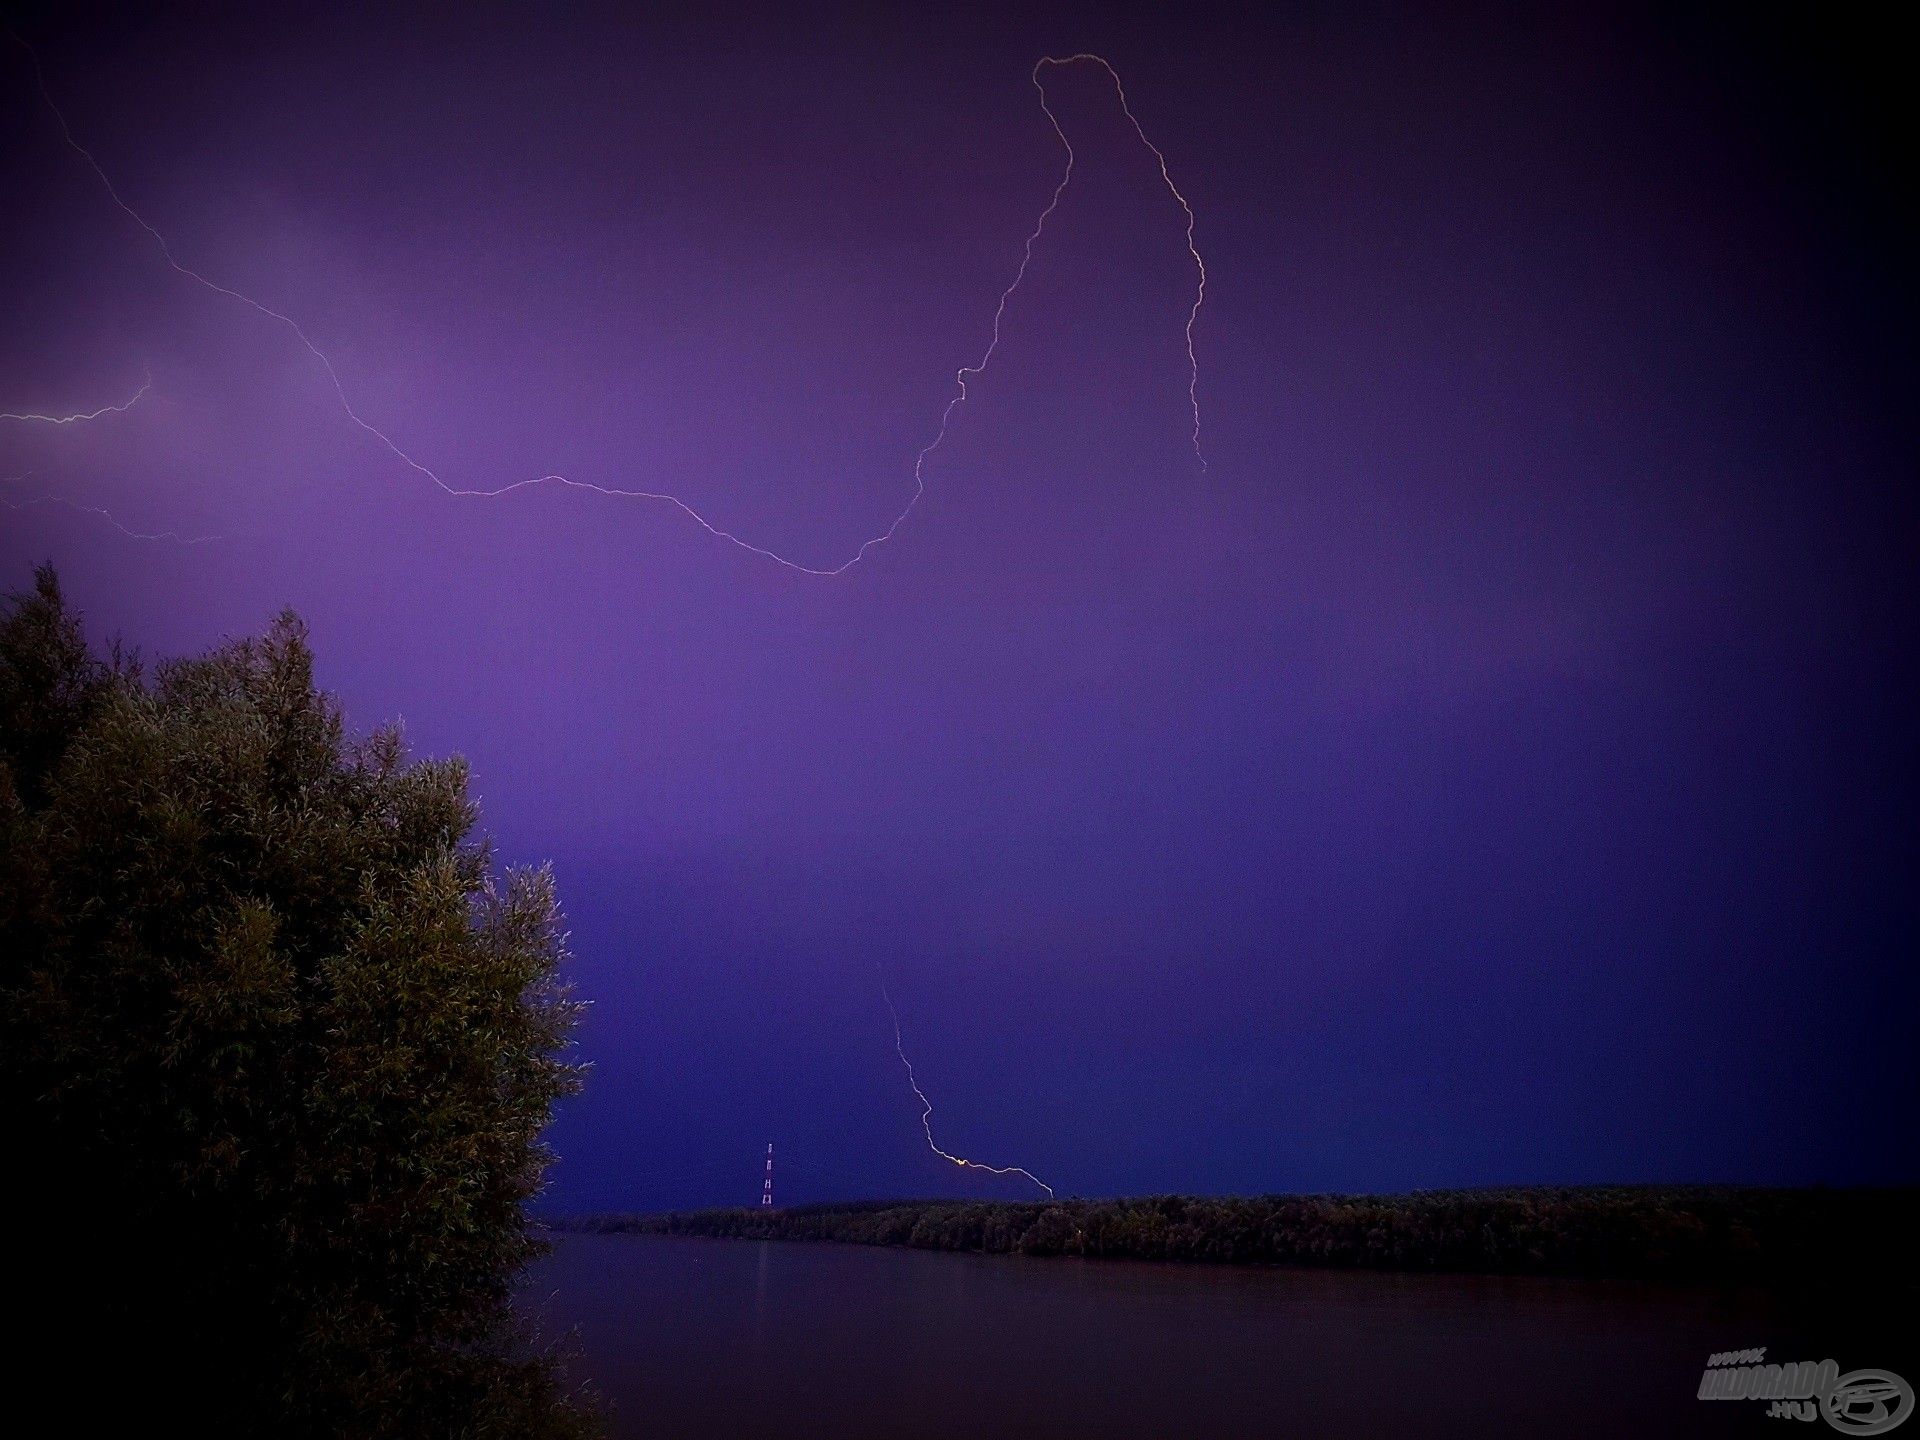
[529,1231,1804,1439]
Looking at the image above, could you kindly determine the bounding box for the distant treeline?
[565,1186,1917,1285]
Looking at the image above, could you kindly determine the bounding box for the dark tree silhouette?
[583,1185,1916,1290]
[1,566,597,1438]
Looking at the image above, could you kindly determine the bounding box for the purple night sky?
[3,2,1913,1211]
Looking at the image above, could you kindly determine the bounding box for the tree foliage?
[584,1185,1917,1288]
[1,567,596,1437]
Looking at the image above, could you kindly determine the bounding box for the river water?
[529,1231,1834,1438]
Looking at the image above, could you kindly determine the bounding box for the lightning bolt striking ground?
[5,38,1206,565]
[879,968,1054,1199]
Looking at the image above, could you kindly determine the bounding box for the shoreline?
[550,1184,1917,1290]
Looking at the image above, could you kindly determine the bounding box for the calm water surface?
[530,1232,1807,1438]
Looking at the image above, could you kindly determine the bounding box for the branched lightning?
[0,366,187,543]
[0,366,152,425]
[5,43,1206,1181]
[5,36,1206,567]
[1,473,218,544]
[1047,53,1208,470]
[879,967,1054,1199]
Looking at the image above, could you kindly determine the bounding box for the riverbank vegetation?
[571,1185,1916,1287]
[1,568,596,1438]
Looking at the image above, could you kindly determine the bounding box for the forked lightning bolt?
[4,37,1206,565]
[5,39,1204,1193]
[1,474,217,544]
[0,368,151,425]
[1064,52,1208,470]
[881,968,1054,1199]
